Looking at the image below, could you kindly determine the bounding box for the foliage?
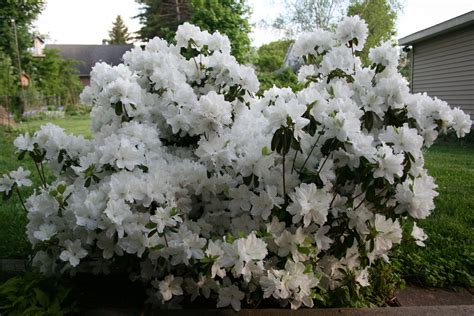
[0,19,472,311]
[347,0,398,65]
[273,0,350,36]
[0,272,76,315]
[106,15,132,44]
[29,48,83,105]
[0,0,45,76]
[135,0,252,62]
[253,40,293,73]
[257,68,302,94]
[399,48,411,82]
[252,40,302,93]
[0,51,17,96]
[135,0,192,42]
[190,0,252,62]
[65,104,92,117]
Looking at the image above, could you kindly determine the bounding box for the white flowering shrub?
[1,18,472,310]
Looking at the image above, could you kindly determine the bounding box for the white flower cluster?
[4,18,471,310]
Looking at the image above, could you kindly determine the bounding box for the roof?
[45,44,134,76]
[398,11,474,46]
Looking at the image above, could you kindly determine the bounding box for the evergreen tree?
[347,0,399,65]
[106,15,132,44]
[135,0,192,42]
[135,0,252,62]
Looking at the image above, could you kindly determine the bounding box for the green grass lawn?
[0,121,473,287]
[392,142,474,287]
[16,116,92,138]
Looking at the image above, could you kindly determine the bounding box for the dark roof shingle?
[45,44,134,76]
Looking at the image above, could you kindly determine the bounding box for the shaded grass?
[392,143,474,287]
[0,117,91,258]
[0,129,37,258]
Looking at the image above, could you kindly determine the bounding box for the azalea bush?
[1,17,472,310]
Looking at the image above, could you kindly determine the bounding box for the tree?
[190,0,252,62]
[135,0,252,62]
[272,0,350,36]
[106,15,132,44]
[0,0,45,77]
[30,48,83,105]
[253,40,293,73]
[347,0,399,65]
[0,52,16,96]
[135,0,192,42]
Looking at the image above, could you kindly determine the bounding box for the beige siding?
[412,26,474,119]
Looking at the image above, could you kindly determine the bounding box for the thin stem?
[163,231,169,248]
[299,133,322,173]
[316,154,330,175]
[34,162,47,188]
[354,197,365,211]
[39,161,47,185]
[15,188,28,213]
[291,149,298,174]
[329,191,338,208]
[282,154,287,204]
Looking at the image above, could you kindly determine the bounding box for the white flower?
[14,133,34,151]
[374,144,404,184]
[335,15,368,51]
[395,174,438,219]
[105,199,132,226]
[411,222,428,246]
[314,225,333,251]
[0,175,14,194]
[236,232,267,262]
[355,268,370,287]
[155,275,183,302]
[150,207,182,233]
[369,41,399,68]
[33,223,57,241]
[59,239,88,267]
[372,214,402,259]
[9,167,32,188]
[287,183,331,227]
[379,124,423,156]
[217,285,245,311]
[451,107,472,138]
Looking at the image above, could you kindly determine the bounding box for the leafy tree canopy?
[135,0,252,62]
[253,39,293,73]
[347,0,399,65]
[0,0,45,74]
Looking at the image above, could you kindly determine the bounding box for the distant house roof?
[45,44,134,76]
[399,11,474,46]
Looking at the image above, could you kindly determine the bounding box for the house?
[45,44,134,86]
[32,36,45,58]
[398,11,474,119]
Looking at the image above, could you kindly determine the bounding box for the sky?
[35,0,474,47]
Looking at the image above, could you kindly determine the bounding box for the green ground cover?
[392,142,474,287]
[0,119,472,288]
[17,116,92,138]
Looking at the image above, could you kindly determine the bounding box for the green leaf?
[34,288,50,307]
[114,102,123,116]
[18,150,27,160]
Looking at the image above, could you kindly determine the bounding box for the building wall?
[412,25,474,119]
[80,76,91,87]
